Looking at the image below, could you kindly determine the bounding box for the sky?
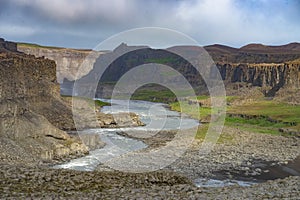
[0,0,300,49]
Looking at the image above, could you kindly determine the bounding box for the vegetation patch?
[94,99,111,107]
[170,96,300,136]
[130,84,177,103]
[61,95,110,109]
[228,100,300,123]
[225,100,300,135]
[170,101,211,120]
[18,42,64,50]
[196,124,233,143]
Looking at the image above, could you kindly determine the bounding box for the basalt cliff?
[205,43,300,103]
[17,43,107,83]
[67,43,300,103]
[0,38,89,165]
[19,42,300,104]
[1,39,145,165]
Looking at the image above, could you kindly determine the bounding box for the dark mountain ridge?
[15,41,299,102]
[204,42,300,63]
[59,43,300,101]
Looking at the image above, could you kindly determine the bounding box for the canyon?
[30,43,299,103]
[0,38,299,199]
[0,38,88,164]
[17,43,107,83]
[17,42,300,101]
[7,40,300,166]
[0,39,144,165]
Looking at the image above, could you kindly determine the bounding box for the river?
[53,99,198,171]
[53,99,299,187]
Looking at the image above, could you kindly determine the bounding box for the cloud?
[0,0,299,48]
[0,24,36,37]
[10,0,135,23]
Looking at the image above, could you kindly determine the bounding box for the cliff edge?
[0,38,88,165]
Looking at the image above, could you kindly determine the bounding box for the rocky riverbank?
[0,38,145,167]
[0,163,298,199]
[99,126,300,198]
[166,126,299,180]
[1,110,298,198]
[115,126,299,180]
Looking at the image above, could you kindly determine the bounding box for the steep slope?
[0,39,88,165]
[71,44,300,100]
[17,43,107,83]
[216,62,300,98]
[18,41,300,102]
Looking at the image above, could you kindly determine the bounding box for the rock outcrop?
[97,112,145,128]
[216,62,300,97]
[70,97,145,130]
[17,44,107,83]
[75,44,300,100]
[19,42,300,103]
[0,39,88,165]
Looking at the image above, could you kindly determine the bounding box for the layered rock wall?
[217,63,300,97]
[18,43,300,102]
[17,45,106,83]
[0,39,88,165]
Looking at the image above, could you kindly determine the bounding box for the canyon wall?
[0,39,88,165]
[216,62,300,97]
[18,42,300,103]
[83,45,300,100]
[17,44,107,83]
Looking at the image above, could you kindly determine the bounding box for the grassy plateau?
[170,96,300,137]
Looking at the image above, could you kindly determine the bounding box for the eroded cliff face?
[217,63,300,97]
[17,44,106,83]
[18,42,300,103]
[0,39,88,165]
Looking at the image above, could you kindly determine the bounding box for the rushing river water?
[54,99,198,171]
[54,99,300,187]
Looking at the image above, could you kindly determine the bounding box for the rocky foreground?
[116,126,299,180]
[0,127,299,199]
[168,127,300,180]
[1,38,299,198]
[0,163,299,199]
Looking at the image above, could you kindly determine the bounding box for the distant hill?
[204,42,300,63]
[17,41,300,99]
[240,42,300,52]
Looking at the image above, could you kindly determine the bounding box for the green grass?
[131,90,176,102]
[130,86,177,103]
[197,95,210,100]
[94,99,110,107]
[228,100,300,125]
[225,116,290,128]
[170,96,300,137]
[225,100,300,135]
[170,101,212,120]
[196,124,233,143]
[18,42,64,49]
[225,116,289,135]
[61,95,110,108]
